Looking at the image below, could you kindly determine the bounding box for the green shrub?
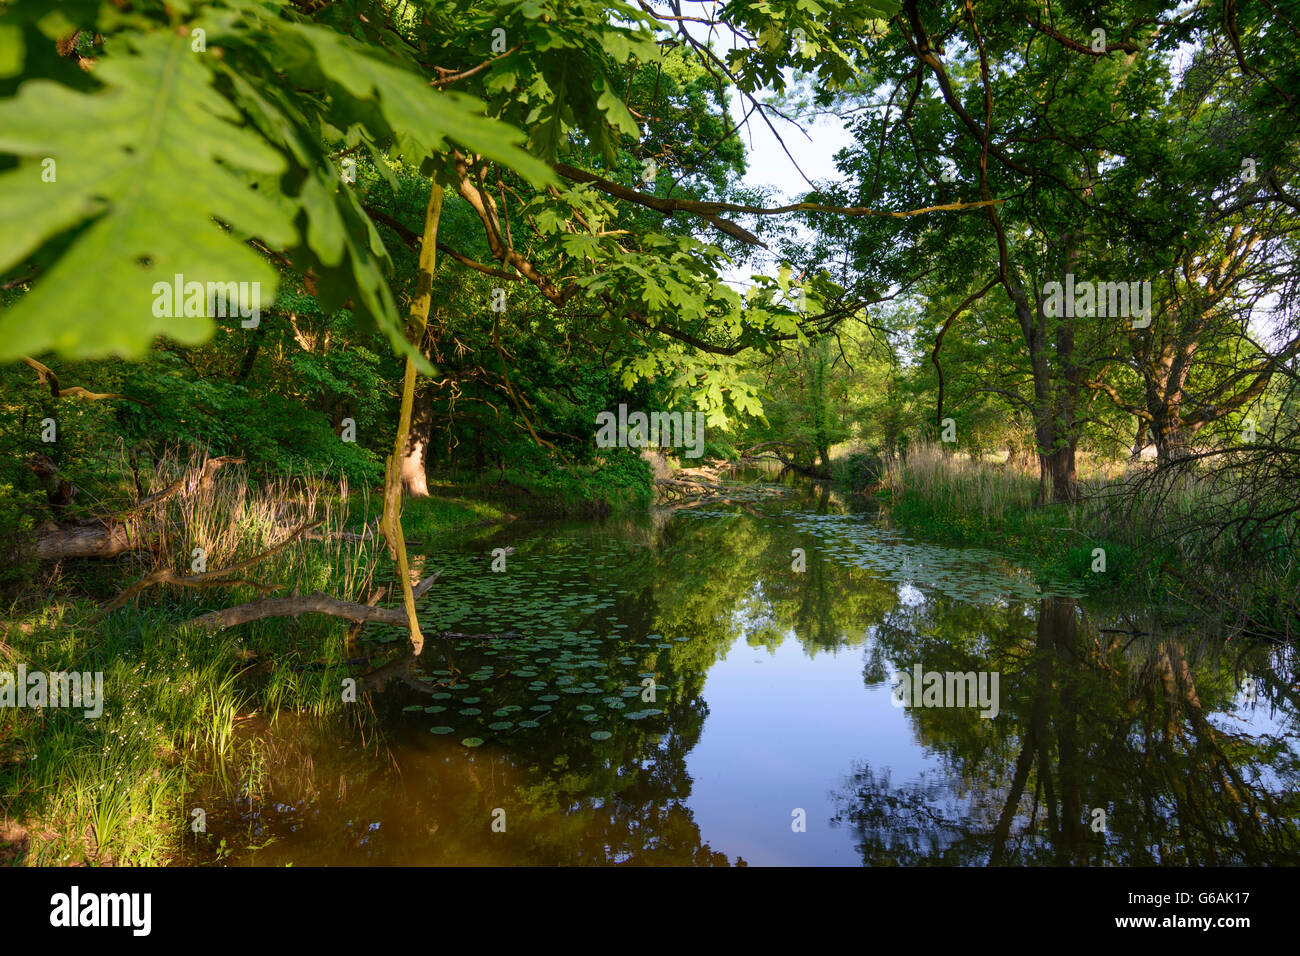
[835,451,885,490]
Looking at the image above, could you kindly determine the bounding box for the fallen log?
[35,522,159,561]
[185,570,446,633]
[187,593,417,631]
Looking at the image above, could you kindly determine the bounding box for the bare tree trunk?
[400,386,433,497]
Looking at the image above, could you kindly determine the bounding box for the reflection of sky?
[685,575,1298,865]
[685,622,939,865]
[1208,683,1298,794]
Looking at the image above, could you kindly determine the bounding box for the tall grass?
[878,444,1297,632]
[882,444,1045,522]
[1,454,387,865]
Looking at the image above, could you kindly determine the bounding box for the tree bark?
[400,385,433,496]
[35,523,156,561]
[1046,440,1080,503]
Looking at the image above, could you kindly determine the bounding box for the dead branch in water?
[184,570,447,634]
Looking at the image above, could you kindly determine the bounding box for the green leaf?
[0,24,23,78]
[283,23,552,186]
[0,33,295,360]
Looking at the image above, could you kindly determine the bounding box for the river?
[189,472,1300,865]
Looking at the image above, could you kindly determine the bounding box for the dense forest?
[0,0,1297,870]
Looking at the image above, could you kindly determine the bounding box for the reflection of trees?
[196,696,737,865]
[831,764,984,865]
[196,503,1299,866]
[838,595,1300,865]
[648,503,896,661]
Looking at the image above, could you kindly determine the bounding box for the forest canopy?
[1,0,1297,630]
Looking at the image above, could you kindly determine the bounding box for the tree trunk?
[1046,440,1079,503]
[400,387,433,497]
[1153,407,1191,465]
[1009,269,1081,505]
[36,523,156,560]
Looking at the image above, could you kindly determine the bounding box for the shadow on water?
[186,476,1300,865]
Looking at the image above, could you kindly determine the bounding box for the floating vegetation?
[372,537,684,747]
[789,513,1084,603]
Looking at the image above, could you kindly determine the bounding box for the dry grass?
[113,448,381,608]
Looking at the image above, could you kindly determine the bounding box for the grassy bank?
[391,458,654,541]
[877,445,1147,587]
[871,445,1299,636]
[1,454,652,866]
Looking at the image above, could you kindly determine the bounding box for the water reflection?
[838,595,1300,864]
[191,487,1299,866]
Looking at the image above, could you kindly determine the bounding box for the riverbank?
[868,445,1298,640]
[0,460,651,866]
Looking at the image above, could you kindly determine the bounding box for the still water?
[195,477,1300,865]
